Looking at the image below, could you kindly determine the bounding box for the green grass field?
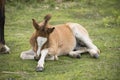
[0,0,120,80]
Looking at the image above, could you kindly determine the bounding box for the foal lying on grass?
[20,14,100,72]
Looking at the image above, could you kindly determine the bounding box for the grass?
[0,0,120,80]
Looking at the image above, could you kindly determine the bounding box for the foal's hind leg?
[78,37,100,58]
[75,34,100,58]
[81,37,100,58]
[68,23,100,58]
[69,47,88,58]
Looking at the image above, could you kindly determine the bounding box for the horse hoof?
[93,54,99,59]
[36,67,44,72]
[76,54,81,59]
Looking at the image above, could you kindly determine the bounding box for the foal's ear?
[32,19,39,30]
[47,27,55,34]
[44,14,51,24]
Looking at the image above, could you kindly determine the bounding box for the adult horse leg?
[0,0,10,53]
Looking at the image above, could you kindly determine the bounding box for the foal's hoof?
[36,67,44,72]
[76,54,81,59]
[93,54,99,59]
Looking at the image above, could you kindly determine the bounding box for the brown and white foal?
[20,14,100,72]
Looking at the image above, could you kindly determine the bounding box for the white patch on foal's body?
[36,37,47,56]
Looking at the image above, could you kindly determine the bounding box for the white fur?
[36,37,47,56]
[4,45,10,53]
[67,23,99,56]
[20,49,35,59]
[37,49,48,68]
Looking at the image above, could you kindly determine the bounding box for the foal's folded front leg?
[20,49,35,59]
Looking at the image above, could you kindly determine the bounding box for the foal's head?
[32,14,55,37]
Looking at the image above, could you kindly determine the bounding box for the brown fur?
[30,24,76,56]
